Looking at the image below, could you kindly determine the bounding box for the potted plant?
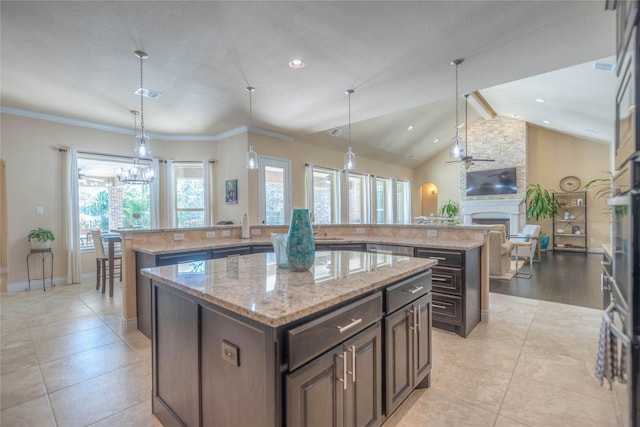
[525,184,560,251]
[438,200,459,223]
[28,227,55,250]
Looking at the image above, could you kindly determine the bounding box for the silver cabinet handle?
[429,256,447,261]
[337,351,347,390]
[416,304,421,332]
[432,277,446,282]
[337,318,362,334]
[350,345,356,383]
[432,304,447,310]
[405,286,424,294]
[408,308,414,332]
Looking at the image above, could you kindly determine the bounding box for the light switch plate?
[206,231,216,238]
[36,207,44,215]
[173,233,185,241]
[221,230,230,237]
[356,227,365,234]
[221,340,239,367]
[251,229,261,235]
[427,229,438,237]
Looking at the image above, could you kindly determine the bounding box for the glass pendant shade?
[246,145,258,170]
[344,89,356,171]
[245,86,258,170]
[449,58,464,160]
[344,146,356,170]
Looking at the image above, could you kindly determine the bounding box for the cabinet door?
[287,347,344,427]
[343,324,382,427]
[384,307,413,415]
[413,294,432,386]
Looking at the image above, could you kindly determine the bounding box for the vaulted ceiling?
[1,1,616,168]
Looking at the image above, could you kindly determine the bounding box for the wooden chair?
[91,230,122,294]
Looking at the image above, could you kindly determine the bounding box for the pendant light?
[449,58,464,159]
[344,89,356,171]
[117,51,155,185]
[246,86,258,170]
[134,51,151,159]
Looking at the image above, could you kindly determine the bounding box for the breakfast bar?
[142,250,436,427]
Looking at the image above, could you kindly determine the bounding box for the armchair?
[508,224,541,269]
[488,224,513,276]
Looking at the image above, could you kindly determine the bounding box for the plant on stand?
[525,184,560,251]
[28,227,55,250]
[438,200,459,223]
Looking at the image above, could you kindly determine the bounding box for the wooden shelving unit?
[552,191,587,253]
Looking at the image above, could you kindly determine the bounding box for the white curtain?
[61,147,81,284]
[165,160,176,227]
[150,158,160,229]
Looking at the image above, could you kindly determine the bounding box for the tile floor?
[1,281,615,426]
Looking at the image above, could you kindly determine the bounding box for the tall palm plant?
[525,184,560,222]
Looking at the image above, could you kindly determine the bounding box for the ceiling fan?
[445,59,495,169]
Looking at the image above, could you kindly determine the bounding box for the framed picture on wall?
[225,179,238,204]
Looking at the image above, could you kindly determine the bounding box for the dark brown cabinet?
[384,293,431,416]
[414,247,480,337]
[287,323,382,427]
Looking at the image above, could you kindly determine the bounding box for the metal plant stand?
[26,248,55,291]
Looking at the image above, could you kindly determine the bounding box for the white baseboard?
[481,309,490,322]
[123,317,138,333]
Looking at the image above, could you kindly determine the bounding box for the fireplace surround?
[460,199,523,236]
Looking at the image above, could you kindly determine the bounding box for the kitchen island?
[142,250,436,427]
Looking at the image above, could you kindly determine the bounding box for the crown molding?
[1,106,294,142]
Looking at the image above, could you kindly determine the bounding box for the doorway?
[420,182,438,216]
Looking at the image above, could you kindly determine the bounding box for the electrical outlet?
[251,229,261,235]
[173,233,185,241]
[221,230,230,237]
[356,227,365,234]
[427,229,438,237]
[36,207,44,215]
[221,340,239,367]
[206,231,216,238]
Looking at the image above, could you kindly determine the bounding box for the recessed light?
[433,138,439,144]
[407,125,414,131]
[535,98,545,103]
[407,154,415,159]
[288,59,305,69]
[543,120,550,125]
[511,113,520,118]
[584,128,598,135]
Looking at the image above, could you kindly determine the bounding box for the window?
[77,154,156,248]
[173,162,206,227]
[307,166,340,224]
[259,156,291,225]
[395,180,411,224]
[374,177,390,224]
[346,172,368,224]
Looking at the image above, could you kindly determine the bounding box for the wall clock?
[559,176,581,192]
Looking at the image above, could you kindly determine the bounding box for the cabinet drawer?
[414,248,462,267]
[288,292,382,371]
[211,246,251,259]
[431,292,462,325]
[385,270,432,314]
[431,266,462,295]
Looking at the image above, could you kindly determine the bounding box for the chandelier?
[117,50,155,185]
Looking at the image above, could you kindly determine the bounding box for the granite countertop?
[133,236,482,255]
[141,251,437,327]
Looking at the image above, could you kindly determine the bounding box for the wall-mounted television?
[466,167,517,196]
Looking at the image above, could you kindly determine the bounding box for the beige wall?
[527,124,611,250]
[412,147,459,217]
[0,111,613,289]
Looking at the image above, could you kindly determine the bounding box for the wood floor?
[490,250,604,310]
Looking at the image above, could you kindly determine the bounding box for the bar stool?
[91,230,122,293]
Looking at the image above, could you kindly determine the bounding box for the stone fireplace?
[460,199,523,236]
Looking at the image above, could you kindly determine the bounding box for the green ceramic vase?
[286,209,315,271]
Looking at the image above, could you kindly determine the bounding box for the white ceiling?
[0,1,617,168]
